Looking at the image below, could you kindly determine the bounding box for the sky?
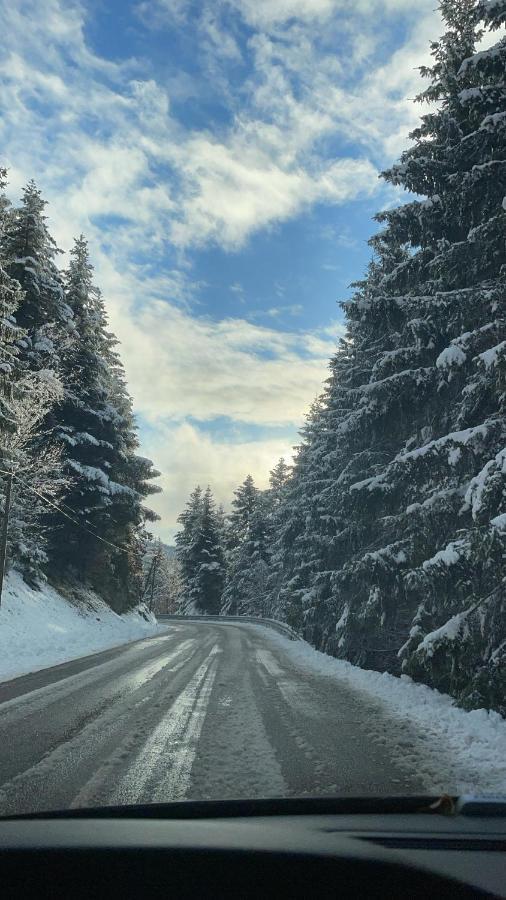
[0,0,450,540]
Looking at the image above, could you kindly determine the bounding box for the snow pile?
[436,343,466,368]
[0,571,162,682]
[267,631,506,794]
[416,612,467,657]
[491,512,506,530]
[422,539,467,571]
[478,340,506,369]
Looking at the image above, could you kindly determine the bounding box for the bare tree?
[1,368,71,581]
[142,540,183,614]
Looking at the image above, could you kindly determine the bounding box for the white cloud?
[142,420,296,540]
[101,268,339,427]
[228,0,337,28]
[200,7,243,62]
[230,0,438,29]
[245,2,441,163]
[168,139,377,247]
[0,0,444,262]
[70,246,337,538]
[136,0,189,27]
[0,1,384,259]
[265,304,302,317]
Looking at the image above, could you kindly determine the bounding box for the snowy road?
[0,622,427,814]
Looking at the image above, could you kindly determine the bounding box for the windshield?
[0,0,505,816]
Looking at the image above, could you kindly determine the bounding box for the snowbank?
[267,631,506,795]
[0,571,162,683]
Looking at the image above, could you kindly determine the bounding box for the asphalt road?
[0,623,425,814]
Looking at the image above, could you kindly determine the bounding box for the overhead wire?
[0,466,131,555]
[3,459,130,532]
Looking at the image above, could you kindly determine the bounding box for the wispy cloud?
[142,419,296,539]
[103,269,339,427]
[0,0,461,535]
[0,0,440,259]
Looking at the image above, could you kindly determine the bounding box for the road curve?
[0,623,424,814]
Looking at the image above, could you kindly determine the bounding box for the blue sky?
[0,0,448,538]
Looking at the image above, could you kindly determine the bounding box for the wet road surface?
[0,623,424,814]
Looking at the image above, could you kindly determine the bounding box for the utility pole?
[149,550,159,613]
[0,472,13,608]
[143,554,156,604]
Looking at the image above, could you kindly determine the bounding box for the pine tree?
[268,458,291,506]
[227,474,258,549]
[265,399,329,635]
[192,486,226,613]
[265,0,506,713]
[216,503,227,537]
[176,486,225,614]
[222,458,293,620]
[3,181,72,373]
[221,493,271,616]
[46,236,160,608]
[176,484,203,596]
[0,173,67,582]
[0,169,24,449]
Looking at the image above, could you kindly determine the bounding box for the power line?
[0,467,131,556]
[4,461,129,532]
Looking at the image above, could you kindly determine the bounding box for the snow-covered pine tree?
[176,484,203,601]
[268,457,291,506]
[223,457,293,620]
[264,396,334,635]
[0,169,24,451]
[47,236,160,608]
[216,503,227,541]
[221,473,262,613]
[0,172,68,582]
[226,474,258,550]
[221,493,271,616]
[94,349,161,608]
[267,0,506,713]
[3,181,73,373]
[191,486,226,614]
[176,486,225,614]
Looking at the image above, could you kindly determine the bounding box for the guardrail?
[156,613,301,641]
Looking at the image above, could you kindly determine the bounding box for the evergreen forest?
[0,178,160,610]
[175,0,506,715]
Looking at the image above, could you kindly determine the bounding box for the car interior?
[1,795,505,898]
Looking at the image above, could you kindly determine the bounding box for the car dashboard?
[0,798,505,898]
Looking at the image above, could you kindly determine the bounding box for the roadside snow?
[264,630,506,795]
[0,571,162,683]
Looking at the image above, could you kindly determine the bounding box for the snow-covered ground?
[266,630,506,795]
[0,571,162,683]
